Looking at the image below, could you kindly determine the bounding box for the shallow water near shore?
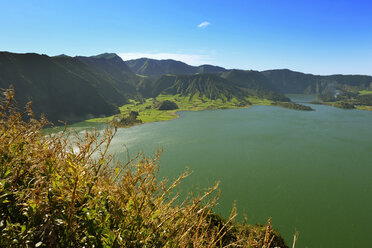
[75,95,372,247]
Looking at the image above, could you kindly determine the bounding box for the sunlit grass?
[359,90,372,95]
[86,94,275,124]
[355,105,372,111]
[246,96,273,106]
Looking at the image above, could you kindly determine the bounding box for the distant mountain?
[222,69,273,90]
[126,58,227,77]
[197,64,228,74]
[126,58,195,77]
[221,69,290,101]
[152,73,290,102]
[76,53,138,95]
[0,52,139,124]
[1,51,371,124]
[262,69,372,94]
[127,58,372,95]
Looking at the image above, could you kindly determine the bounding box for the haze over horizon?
[1,0,371,75]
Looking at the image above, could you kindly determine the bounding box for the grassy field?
[356,105,372,111]
[320,100,372,111]
[359,90,372,95]
[87,94,274,124]
[320,90,372,111]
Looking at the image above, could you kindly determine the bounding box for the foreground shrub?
[0,88,289,247]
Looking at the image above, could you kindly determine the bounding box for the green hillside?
[51,55,130,106]
[153,74,247,101]
[197,64,228,74]
[262,69,372,94]
[76,53,138,94]
[0,52,143,124]
[221,69,290,101]
[127,57,372,96]
[126,58,227,77]
[151,73,289,102]
[127,58,372,97]
[128,58,372,103]
[135,77,154,98]
[0,52,122,123]
[2,52,371,125]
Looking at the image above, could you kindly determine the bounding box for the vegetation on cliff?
[126,58,227,77]
[262,69,372,94]
[315,90,372,110]
[0,52,138,123]
[0,89,290,247]
[152,74,249,101]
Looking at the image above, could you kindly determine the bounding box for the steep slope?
[126,58,227,77]
[221,69,272,89]
[262,69,372,94]
[323,74,372,89]
[2,51,370,124]
[135,77,154,98]
[127,58,372,95]
[76,53,138,94]
[126,58,195,77]
[0,52,139,123]
[221,70,290,101]
[261,69,320,94]
[51,56,129,106]
[153,74,247,101]
[152,72,292,102]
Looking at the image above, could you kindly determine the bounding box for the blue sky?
[1,0,371,75]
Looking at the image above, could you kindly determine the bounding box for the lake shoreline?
[90,97,372,248]
[85,94,318,128]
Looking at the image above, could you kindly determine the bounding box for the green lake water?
[78,95,372,247]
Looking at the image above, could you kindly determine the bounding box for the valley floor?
[86,94,273,125]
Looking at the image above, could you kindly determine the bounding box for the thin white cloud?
[197,21,210,28]
[119,52,212,66]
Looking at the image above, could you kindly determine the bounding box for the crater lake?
[72,95,372,247]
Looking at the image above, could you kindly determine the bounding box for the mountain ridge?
[125,57,227,77]
[126,57,372,95]
[153,74,247,101]
[1,51,372,124]
[0,52,141,123]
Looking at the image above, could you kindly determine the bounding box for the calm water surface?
[81,95,372,247]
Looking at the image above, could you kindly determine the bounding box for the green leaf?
[152,210,160,220]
